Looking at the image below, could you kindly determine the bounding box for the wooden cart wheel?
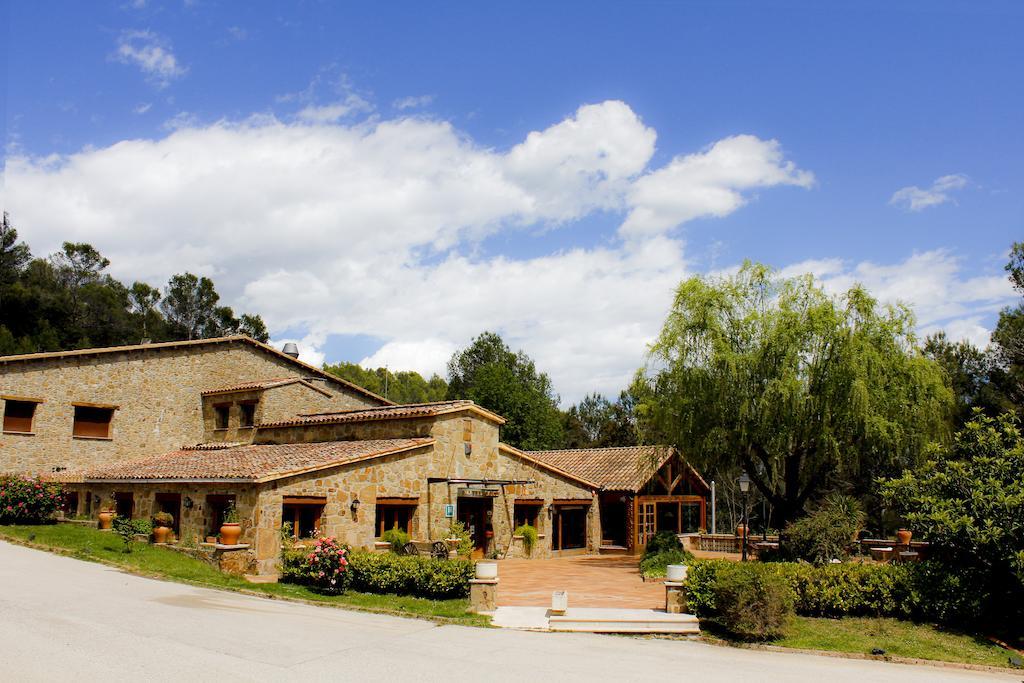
[431,541,449,559]
[402,541,419,556]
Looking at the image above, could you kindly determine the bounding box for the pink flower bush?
[0,476,64,524]
[305,536,351,594]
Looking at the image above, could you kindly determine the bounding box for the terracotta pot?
[97,511,114,530]
[736,524,748,539]
[219,522,241,545]
[152,525,171,544]
[484,530,494,539]
[896,528,912,546]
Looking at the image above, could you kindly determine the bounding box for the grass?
[0,523,489,627]
[701,615,1016,669]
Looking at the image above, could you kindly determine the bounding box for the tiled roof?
[522,445,707,493]
[0,335,391,405]
[201,377,329,397]
[259,400,506,428]
[81,438,433,483]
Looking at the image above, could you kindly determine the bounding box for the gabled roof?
[201,377,332,398]
[520,445,709,493]
[258,399,506,429]
[81,438,433,483]
[0,335,390,405]
[498,443,599,489]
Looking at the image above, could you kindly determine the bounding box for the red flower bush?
[0,476,64,524]
[306,536,350,594]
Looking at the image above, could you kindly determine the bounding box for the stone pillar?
[664,581,687,614]
[469,578,498,613]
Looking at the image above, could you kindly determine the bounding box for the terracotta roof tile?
[259,400,505,428]
[81,438,433,482]
[522,445,706,493]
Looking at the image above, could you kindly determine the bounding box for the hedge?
[684,559,987,626]
[283,548,473,599]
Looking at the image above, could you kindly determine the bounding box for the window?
[282,496,326,539]
[73,405,114,439]
[3,399,38,434]
[514,501,541,530]
[206,494,236,536]
[214,404,230,430]
[239,402,256,428]
[375,502,417,538]
[114,492,134,519]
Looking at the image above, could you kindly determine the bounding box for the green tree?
[923,332,1009,424]
[323,361,448,403]
[129,282,162,340]
[637,262,952,525]
[446,332,564,450]
[990,242,1024,415]
[562,391,638,448]
[880,412,1024,627]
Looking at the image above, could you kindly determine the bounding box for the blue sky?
[2,1,1021,402]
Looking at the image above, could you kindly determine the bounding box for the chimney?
[281,342,300,359]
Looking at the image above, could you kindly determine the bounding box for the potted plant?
[152,511,174,543]
[97,498,115,530]
[219,504,242,545]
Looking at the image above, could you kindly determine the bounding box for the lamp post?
[738,471,751,562]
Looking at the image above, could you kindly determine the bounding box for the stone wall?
[248,411,600,575]
[202,382,341,444]
[0,341,381,475]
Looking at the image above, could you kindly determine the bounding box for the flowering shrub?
[305,536,351,594]
[0,476,63,524]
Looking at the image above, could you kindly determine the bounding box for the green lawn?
[0,523,488,627]
[702,615,1016,669]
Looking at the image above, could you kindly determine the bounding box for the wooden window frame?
[72,404,116,440]
[3,398,40,435]
[375,501,417,538]
[282,497,327,539]
[238,401,257,429]
[213,403,231,430]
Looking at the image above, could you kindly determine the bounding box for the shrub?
[712,563,795,640]
[281,547,309,583]
[346,551,473,599]
[514,524,538,555]
[683,558,980,627]
[305,536,351,594]
[152,511,174,527]
[112,516,150,553]
[644,530,683,557]
[0,476,63,524]
[441,520,473,557]
[779,493,864,565]
[880,412,1024,628]
[639,548,695,579]
[381,528,410,553]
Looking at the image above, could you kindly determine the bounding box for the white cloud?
[114,30,187,89]
[889,173,969,211]
[621,135,814,238]
[786,249,1014,348]
[6,100,820,402]
[296,95,372,123]
[392,95,434,111]
[133,102,152,115]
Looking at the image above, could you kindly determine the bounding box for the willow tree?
[636,262,952,525]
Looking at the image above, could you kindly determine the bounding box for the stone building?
[2,338,708,576]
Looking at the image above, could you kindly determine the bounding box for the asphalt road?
[0,541,1015,682]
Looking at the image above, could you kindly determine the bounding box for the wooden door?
[638,501,656,548]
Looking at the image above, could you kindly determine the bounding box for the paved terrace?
[496,555,666,608]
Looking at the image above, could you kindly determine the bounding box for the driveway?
[496,554,664,607]
[0,541,1013,682]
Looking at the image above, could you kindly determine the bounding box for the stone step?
[598,544,629,555]
[547,608,700,634]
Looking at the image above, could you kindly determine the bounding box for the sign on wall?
[444,504,454,518]
[457,487,499,498]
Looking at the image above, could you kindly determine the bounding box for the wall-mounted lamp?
[183,496,194,509]
[350,499,361,514]
[93,494,101,505]
[464,443,472,456]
